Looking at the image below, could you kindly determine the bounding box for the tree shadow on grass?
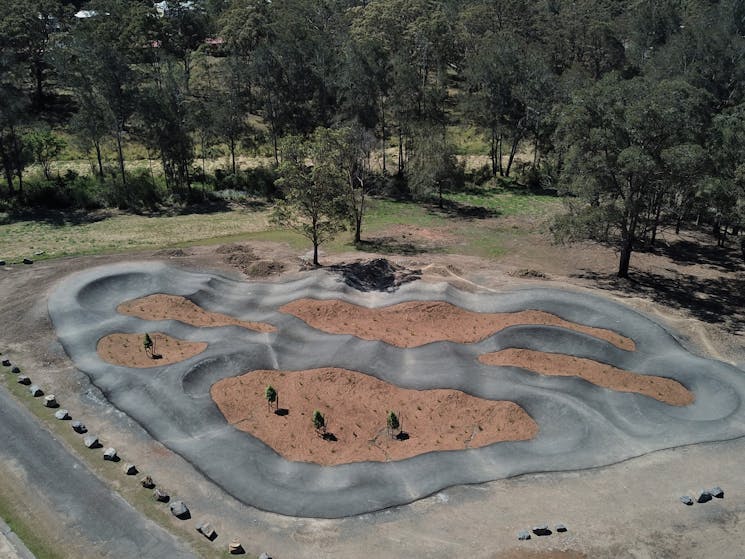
[638,237,744,274]
[355,238,432,256]
[428,198,501,220]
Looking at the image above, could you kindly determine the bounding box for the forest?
[1,0,745,275]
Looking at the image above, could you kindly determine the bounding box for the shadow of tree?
[428,198,501,220]
[575,269,745,333]
[355,238,433,256]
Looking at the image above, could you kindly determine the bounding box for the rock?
[710,486,724,499]
[154,488,169,502]
[141,475,155,489]
[680,495,694,506]
[10,366,20,374]
[29,385,43,397]
[17,375,30,385]
[34,250,45,256]
[123,463,138,475]
[54,409,70,420]
[697,490,713,504]
[197,521,216,540]
[228,539,244,554]
[44,394,58,408]
[517,531,531,541]
[71,420,87,433]
[169,500,189,519]
[555,524,567,533]
[22,258,33,265]
[103,447,117,461]
[0,260,5,266]
[83,436,99,448]
[532,524,552,537]
[258,553,272,559]
[1,359,10,367]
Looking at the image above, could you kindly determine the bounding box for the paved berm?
[1,245,745,558]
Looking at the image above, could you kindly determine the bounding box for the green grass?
[0,486,64,559]
[0,364,228,558]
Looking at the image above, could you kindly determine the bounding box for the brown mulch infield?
[280,299,635,351]
[97,332,207,368]
[479,349,694,406]
[118,294,276,333]
[211,367,538,465]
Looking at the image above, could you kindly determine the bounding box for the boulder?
[197,521,216,540]
[697,490,712,504]
[0,260,5,266]
[84,436,99,448]
[29,385,43,397]
[141,475,155,489]
[258,553,272,559]
[680,495,694,506]
[555,524,567,533]
[11,366,20,374]
[71,420,87,433]
[123,463,138,475]
[17,375,30,385]
[22,258,33,265]
[1,359,10,367]
[532,525,551,537]
[54,409,70,420]
[103,447,117,461]
[710,486,724,499]
[154,488,169,502]
[228,539,244,554]
[169,500,189,519]
[517,531,531,541]
[44,395,58,408]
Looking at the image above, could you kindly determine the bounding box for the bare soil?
[118,294,275,332]
[211,367,537,465]
[479,349,694,406]
[97,332,207,368]
[280,299,634,351]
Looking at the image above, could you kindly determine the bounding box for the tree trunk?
[380,97,386,173]
[505,128,524,178]
[490,127,498,177]
[95,141,104,179]
[313,241,319,267]
[354,215,362,243]
[497,133,504,176]
[115,129,126,185]
[618,236,633,278]
[230,137,236,175]
[398,128,404,175]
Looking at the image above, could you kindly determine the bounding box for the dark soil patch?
[327,258,421,292]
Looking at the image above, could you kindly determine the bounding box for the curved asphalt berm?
[0,385,197,558]
[48,262,745,518]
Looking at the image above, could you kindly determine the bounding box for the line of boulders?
[517,523,567,540]
[680,487,724,506]
[2,355,272,557]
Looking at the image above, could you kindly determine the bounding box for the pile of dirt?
[511,268,550,280]
[281,298,635,350]
[328,258,421,292]
[217,243,285,278]
[155,248,191,258]
[211,367,537,465]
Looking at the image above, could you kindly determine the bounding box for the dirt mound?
[218,243,286,277]
[155,248,191,257]
[328,258,421,292]
[511,268,550,280]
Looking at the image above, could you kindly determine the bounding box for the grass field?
[0,188,563,263]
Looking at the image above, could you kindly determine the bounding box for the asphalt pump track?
[48,262,745,518]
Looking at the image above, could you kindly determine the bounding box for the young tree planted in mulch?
[143,333,154,358]
[386,410,400,438]
[265,385,278,411]
[312,410,326,434]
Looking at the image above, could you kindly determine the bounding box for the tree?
[406,125,462,208]
[25,127,65,180]
[143,333,154,358]
[272,129,347,266]
[555,75,709,277]
[264,385,277,412]
[386,410,400,438]
[312,410,325,433]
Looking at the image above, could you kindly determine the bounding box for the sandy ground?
[97,332,207,368]
[211,367,537,465]
[480,348,694,406]
[1,221,745,558]
[281,299,634,350]
[119,294,275,332]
